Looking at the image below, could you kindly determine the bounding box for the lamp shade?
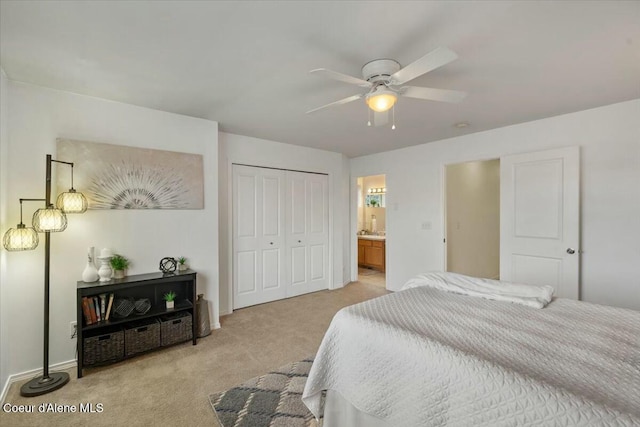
[32,205,67,232]
[3,224,39,251]
[56,189,88,213]
[366,89,397,113]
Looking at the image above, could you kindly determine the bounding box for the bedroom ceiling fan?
[306,47,466,128]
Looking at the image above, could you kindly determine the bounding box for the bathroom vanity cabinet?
[358,237,385,272]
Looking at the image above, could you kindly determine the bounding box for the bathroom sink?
[358,235,386,241]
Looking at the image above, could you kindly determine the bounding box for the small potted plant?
[164,291,176,310]
[110,254,130,279]
[177,256,188,272]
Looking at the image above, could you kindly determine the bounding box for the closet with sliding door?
[232,164,329,309]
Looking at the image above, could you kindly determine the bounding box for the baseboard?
[328,281,347,290]
[1,359,77,404]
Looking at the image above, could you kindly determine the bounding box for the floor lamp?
[3,154,87,397]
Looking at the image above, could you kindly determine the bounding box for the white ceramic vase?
[98,257,113,282]
[82,247,99,282]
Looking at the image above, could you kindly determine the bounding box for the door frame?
[441,147,580,297]
[350,173,388,284]
[350,175,358,283]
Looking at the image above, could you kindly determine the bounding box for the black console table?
[76,270,197,378]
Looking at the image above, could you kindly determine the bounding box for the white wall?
[0,70,9,396]
[446,159,500,279]
[218,132,349,316]
[2,81,219,381]
[351,99,640,310]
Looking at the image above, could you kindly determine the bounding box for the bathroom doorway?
[356,175,387,288]
[444,159,500,279]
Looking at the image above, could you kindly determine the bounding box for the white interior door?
[500,147,580,299]
[233,165,286,309]
[286,171,329,297]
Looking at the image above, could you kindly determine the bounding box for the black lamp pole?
[20,155,70,397]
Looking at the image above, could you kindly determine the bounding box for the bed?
[302,273,640,426]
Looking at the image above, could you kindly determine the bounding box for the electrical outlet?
[70,321,77,340]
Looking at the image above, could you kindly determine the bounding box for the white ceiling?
[1,1,638,158]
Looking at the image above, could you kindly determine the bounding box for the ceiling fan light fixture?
[307,47,464,120]
[366,89,397,113]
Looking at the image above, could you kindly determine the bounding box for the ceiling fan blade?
[310,68,372,87]
[401,86,467,103]
[390,47,458,86]
[306,94,364,114]
[373,111,389,127]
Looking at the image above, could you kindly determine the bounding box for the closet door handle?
[270,242,274,245]
[298,240,302,243]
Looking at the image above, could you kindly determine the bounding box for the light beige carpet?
[0,279,387,427]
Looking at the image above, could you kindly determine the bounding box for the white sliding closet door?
[233,165,287,309]
[233,165,329,309]
[286,171,329,297]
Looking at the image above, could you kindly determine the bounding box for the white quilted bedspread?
[302,287,640,426]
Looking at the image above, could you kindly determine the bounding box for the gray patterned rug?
[209,357,317,427]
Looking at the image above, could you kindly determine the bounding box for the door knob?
[298,240,302,243]
[270,242,273,245]
[566,248,575,254]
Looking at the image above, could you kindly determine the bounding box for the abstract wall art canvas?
[56,139,204,209]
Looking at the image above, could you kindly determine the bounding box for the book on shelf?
[105,293,114,321]
[88,297,97,324]
[99,294,107,319]
[94,296,101,322]
[82,297,93,325]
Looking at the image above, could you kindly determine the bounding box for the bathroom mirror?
[358,175,386,234]
[365,194,385,208]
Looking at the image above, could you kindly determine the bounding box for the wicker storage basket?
[124,319,160,357]
[83,329,124,366]
[160,312,193,346]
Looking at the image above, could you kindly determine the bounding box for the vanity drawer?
[358,239,372,247]
[372,240,384,248]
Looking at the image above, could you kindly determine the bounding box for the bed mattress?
[302,287,640,426]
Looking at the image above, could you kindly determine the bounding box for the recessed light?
[454,122,469,128]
